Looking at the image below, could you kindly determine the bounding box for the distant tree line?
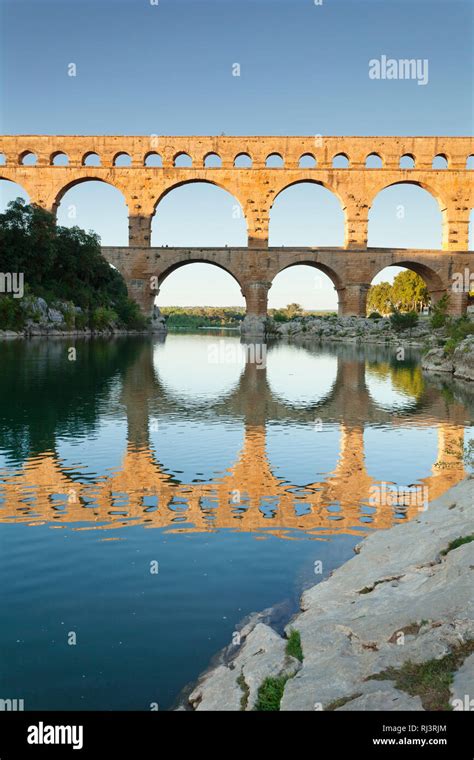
[161,303,336,329]
[161,306,245,329]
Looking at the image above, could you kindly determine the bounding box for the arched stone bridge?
[1,135,473,321]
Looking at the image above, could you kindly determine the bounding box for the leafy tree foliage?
[367,282,393,316]
[367,271,429,316]
[0,199,145,329]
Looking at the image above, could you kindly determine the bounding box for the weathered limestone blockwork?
[1,135,473,319]
[102,246,473,319]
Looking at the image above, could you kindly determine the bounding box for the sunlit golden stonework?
[1,135,473,319]
[0,349,467,538]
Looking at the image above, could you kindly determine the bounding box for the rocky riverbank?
[422,336,474,382]
[270,314,455,348]
[243,313,474,381]
[0,327,160,339]
[183,476,474,711]
[0,296,166,338]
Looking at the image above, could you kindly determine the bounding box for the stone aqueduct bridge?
[1,135,473,322]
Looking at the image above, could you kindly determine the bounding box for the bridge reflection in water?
[0,338,469,539]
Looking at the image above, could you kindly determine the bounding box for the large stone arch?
[0,176,31,208]
[271,177,347,212]
[156,256,244,291]
[368,180,447,251]
[124,254,246,316]
[150,178,249,247]
[268,179,346,247]
[52,175,129,214]
[152,177,247,217]
[246,259,345,325]
[267,178,350,245]
[53,176,130,247]
[271,259,344,292]
[368,178,447,210]
[370,259,447,312]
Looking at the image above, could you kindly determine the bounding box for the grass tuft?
[440,534,474,556]
[367,640,474,710]
[286,629,303,662]
[254,676,290,711]
[236,673,249,711]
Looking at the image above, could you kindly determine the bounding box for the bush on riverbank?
[389,308,419,333]
[0,199,147,331]
[0,294,25,330]
[430,294,450,329]
[444,316,474,354]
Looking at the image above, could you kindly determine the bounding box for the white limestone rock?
[453,337,474,381]
[421,348,454,374]
[188,623,300,711]
[335,681,424,711]
[187,478,474,711]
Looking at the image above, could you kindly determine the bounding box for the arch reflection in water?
[0,336,470,539]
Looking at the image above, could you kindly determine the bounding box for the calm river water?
[0,333,472,710]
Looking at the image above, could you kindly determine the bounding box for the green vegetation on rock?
[254,675,290,711]
[440,534,474,556]
[430,294,450,329]
[286,629,303,662]
[367,640,474,710]
[326,693,363,711]
[389,308,419,333]
[236,673,250,711]
[0,199,146,331]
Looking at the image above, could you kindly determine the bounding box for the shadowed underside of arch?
[273,260,344,291]
[51,175,129,214]
[156,258,244,291]
[374,260,446,294]
[271,178,347,210]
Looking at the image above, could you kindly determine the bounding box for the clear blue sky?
[1,0,472,308]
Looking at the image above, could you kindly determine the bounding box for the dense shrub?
[0,296,25,330]
[446,316,474,344]
[91,307,118,331]
[389,309,419,332]
[430,294,450,329]
[0,199,144,330]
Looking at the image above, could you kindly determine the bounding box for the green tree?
[367,281,392,315]
[366,272,429,316]
[430,294,450,328]
[0,198,145,329]
[391,270,429,312]
[284,303,304,319]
